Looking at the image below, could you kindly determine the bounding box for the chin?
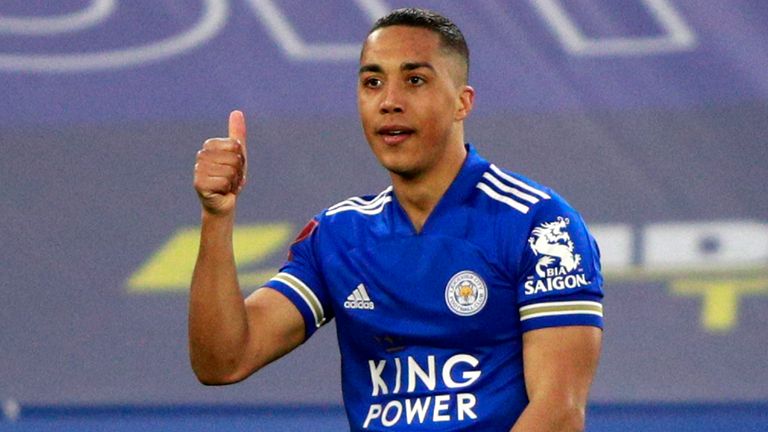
[372,144,421,179]
[383,162,420,180]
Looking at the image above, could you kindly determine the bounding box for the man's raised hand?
[193,110,248,215]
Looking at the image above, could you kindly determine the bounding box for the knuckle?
[203,138,225,149]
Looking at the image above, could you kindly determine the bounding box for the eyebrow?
[359,64,383,74]
[402,62,435,73]
[358,62,436,75]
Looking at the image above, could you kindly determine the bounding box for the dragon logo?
[528,217,582,278]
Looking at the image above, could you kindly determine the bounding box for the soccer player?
[190,8,603,432]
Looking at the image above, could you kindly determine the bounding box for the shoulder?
[323,186,393,217]
[471,163,593,252]
[473,163,559,217]
[284,186,394,269]
[311,186,394,232]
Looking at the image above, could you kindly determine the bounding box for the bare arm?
[188,111,305,385]
[510,326,602,432]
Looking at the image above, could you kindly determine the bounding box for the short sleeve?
[263,217,334,339]
[515,197,604,332]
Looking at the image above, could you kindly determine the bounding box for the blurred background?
[1,0,766,430]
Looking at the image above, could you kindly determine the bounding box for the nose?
[379,83,404,114]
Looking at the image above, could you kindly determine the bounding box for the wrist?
[201,207,236,224]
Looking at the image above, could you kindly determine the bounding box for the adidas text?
[344,299,375,310]
[345,284,375,310]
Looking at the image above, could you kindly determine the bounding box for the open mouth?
[377,126,415,144]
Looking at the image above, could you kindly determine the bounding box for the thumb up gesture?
[193,110,248,216]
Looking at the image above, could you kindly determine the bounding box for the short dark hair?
[367,8,470,83]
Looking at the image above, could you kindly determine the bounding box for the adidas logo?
[344,284,375,310]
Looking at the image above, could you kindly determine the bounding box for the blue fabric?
[265,145,603,430]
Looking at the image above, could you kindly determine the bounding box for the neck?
[391,142,467,232]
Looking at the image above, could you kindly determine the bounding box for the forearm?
[188,210,250,384]
[510,399,585,432]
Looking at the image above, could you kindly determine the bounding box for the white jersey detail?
[326,187,393,216]
[481,172,541,204]
[519,300,603,321]
[270,272,326,328]
[345,283,375,310]
[489,164,551,199]
[328,186,392,211]
[476,183,530,214]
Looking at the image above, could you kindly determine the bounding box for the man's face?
[358,25,473,179]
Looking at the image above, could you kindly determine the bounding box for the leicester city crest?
[445,271,488,316]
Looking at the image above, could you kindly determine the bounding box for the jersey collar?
[389,143,490,235]
[431,143,490,211]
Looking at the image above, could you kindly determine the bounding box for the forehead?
[361,25,444,66]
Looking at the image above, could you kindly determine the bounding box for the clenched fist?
[194,110,248,215]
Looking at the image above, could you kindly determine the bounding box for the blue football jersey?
[264,144,604,431]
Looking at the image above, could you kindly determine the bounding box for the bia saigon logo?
[445,271,488,316]
[525,217,589,295]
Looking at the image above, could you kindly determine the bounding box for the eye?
[408,76,425,86]
[364,77,382,88]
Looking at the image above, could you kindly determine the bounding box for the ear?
[455,85,475,121]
